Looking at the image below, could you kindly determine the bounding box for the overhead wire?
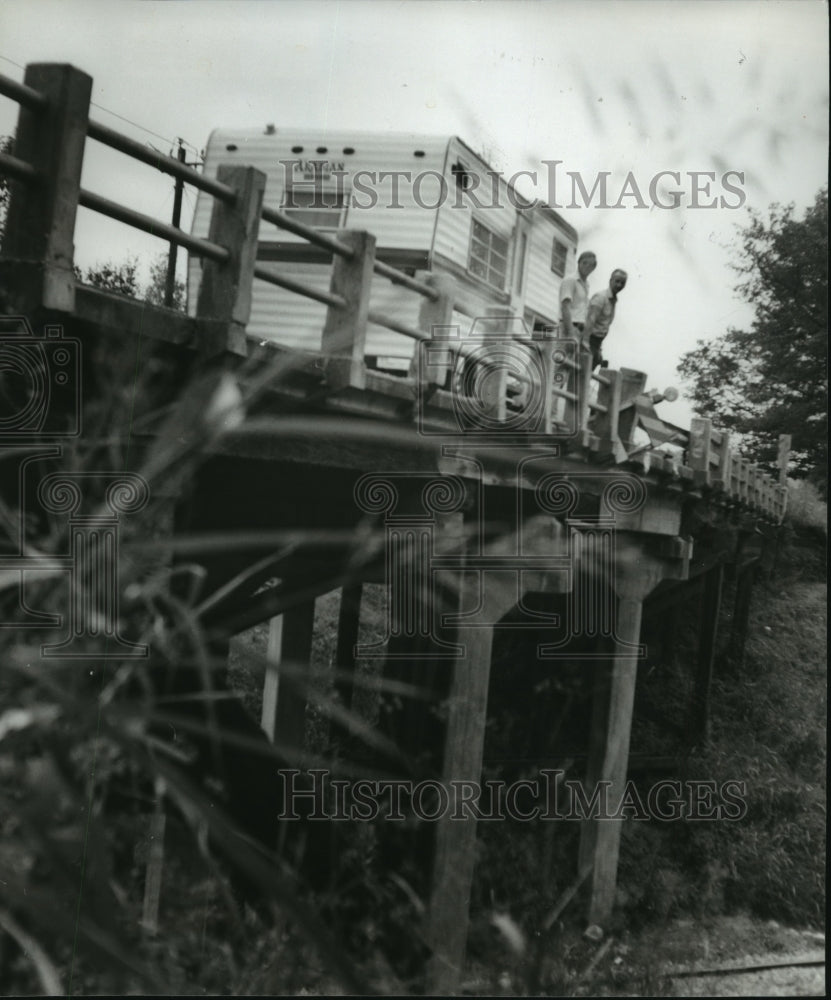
[0,52,199,157]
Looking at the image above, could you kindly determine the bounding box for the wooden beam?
[426,621,497,993]
[334,582,362,713]
[686,563,724,743]
[727,563,755,669]
[260,599,315,751]
[579,595,643,926]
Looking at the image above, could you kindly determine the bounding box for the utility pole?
[164,141,187,309]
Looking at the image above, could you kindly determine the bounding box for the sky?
[1,0,828,423]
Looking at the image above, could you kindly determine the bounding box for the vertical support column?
[687,563,724,743]
[661,600,680,667]
[196,164,266,355]
[260,598,315,752]
[334,582,362,715]
[728,562,755,669]
[141,784,167,935]
[1,63,92,312]
[579,594,644,926]
[426,620,496,994]
[321,230,376,390]
[425,514,525,995]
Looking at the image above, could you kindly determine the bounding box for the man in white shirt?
[559,250,597,340]
[584,268,628,369]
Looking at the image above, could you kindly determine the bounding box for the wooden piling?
[334,582,362,715]
[260,598,315,751]
[687,563,724,743]
[579,595,643,927]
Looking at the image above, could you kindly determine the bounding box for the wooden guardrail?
[0,62,789,521]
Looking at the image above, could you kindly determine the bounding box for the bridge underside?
[1,297,778,995]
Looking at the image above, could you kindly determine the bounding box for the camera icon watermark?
[0,316,148,658]
[0,316,81,441]
[413,316,580,440]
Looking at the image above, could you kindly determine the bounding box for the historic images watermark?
[0,315,148,657]
[279,158,747,211]
[277,769,748,823]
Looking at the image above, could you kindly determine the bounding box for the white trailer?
[189,128,579,368]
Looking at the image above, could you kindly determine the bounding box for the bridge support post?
[261,598,315,753]
[0,63,92,313]
[334,582,362,716]
[579,533,689,928]
[425,515,570,994]
[728,563,755,670]
[687,563,724,743]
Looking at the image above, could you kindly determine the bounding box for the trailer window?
[469,219,509,290]
[551,238,569,277]
[281,186,348,229]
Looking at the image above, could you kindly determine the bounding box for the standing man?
[559,250,597,340]
[583,268,627,370]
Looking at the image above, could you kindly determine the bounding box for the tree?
[678,188,828,493]
[74,252,186,311]
[76,257,140,297]
[144,251,186,311]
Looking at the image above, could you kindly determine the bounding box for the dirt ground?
[574,914,824,997]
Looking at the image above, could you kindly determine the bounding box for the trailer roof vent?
[414,149,426,158]
[264,124,276,135]
[343,146,355,155]
[291,145,304,153]
[316,146,328,153]
[225,143,238,152]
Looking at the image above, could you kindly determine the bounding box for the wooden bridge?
[0,64,791,993]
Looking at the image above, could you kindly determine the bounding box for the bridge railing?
[0,62,788,521]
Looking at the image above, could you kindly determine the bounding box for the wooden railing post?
[1,63,92,313]
[614,368,649,448]
[737,458,748,506]
[196,164,266,356]
[714,430,731,493]
[594,369,627,462]
[689,417,712,488]
[321,230,376,390]
[410,271,456,388]
[577,347,593,432]
[536,337,557,434]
